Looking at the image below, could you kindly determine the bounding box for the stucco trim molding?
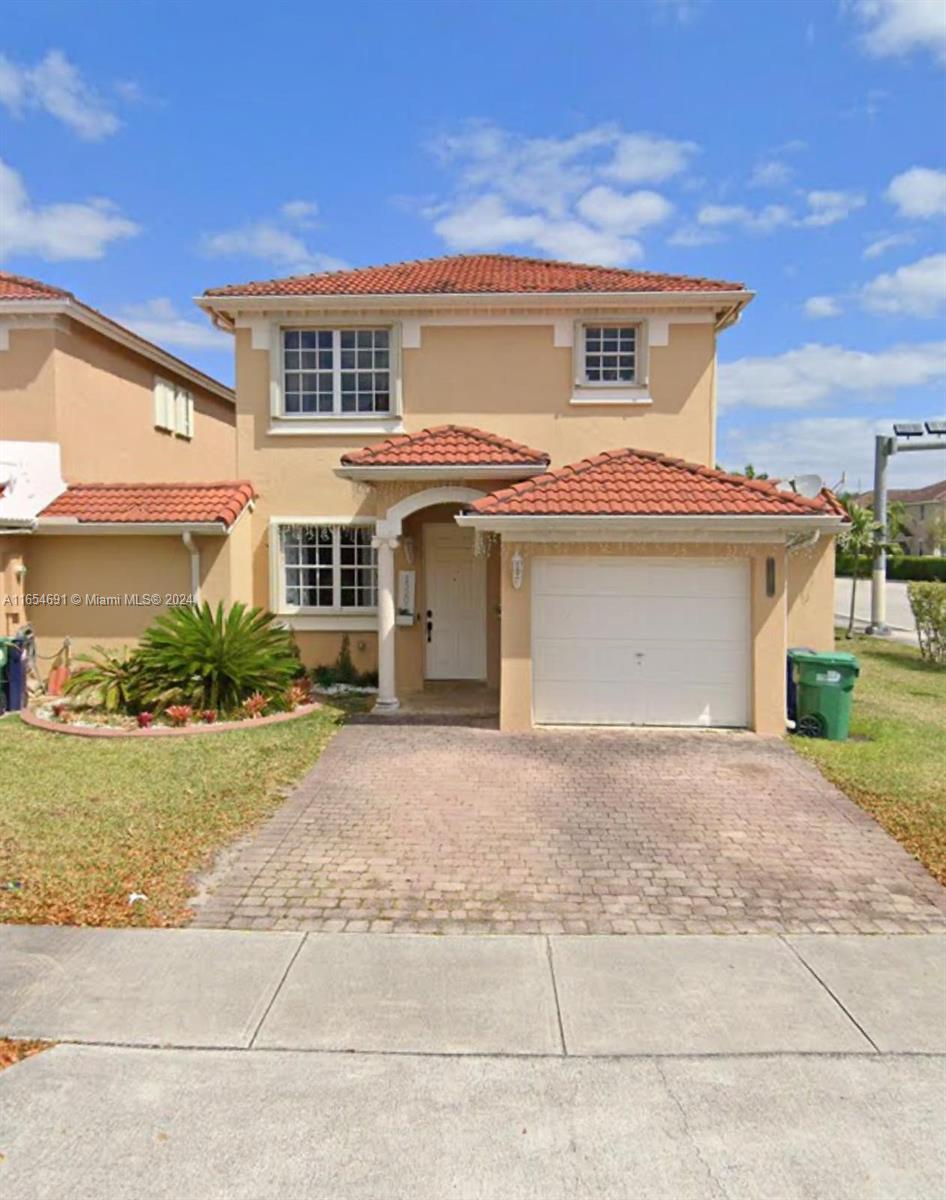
[377,485,488,537]
[455,514,845,542]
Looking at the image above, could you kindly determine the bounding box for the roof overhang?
[198,289,754,330]
[0,299,234,404]
[336,464,549,482]
[455,513,845,542]
[31,519,232,537]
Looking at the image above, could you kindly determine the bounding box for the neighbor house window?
[154,378,194,438]
[282,329,391,416]
[581,324,638,384]
[278,524,377,610]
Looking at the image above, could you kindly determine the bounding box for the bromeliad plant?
[135,601,300,716]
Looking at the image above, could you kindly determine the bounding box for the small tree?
[907,582,946,664]
[928,512,946,557]
[838,500,900,638]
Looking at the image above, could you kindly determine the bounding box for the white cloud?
[749,160,793,188]
[885,167,946,218]
[575,186,673,234]
[201,204,347,274]
[804,295,843,319]
[113,298,230,351]
[0,159,138,261]
[799,190,866,227]
[859,253,946,317]
[863,231,914,259]
[719,415,937,492]
[649,0,708,25]
[849,0,946,64]
[426,122,691,264]
[0,49,120,140]
[666,224,724,247]
[718,340,946,410]
[697,202,792,234]
[603,132,699,185]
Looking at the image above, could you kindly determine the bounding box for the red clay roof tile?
[0,271,73,300]
[40,482,256,528]
[340,425,550,468]
[469,449,847,518]
[204,253,745,298]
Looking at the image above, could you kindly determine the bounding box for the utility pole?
[864,422,946,638]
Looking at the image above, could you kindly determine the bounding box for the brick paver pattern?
[190,727,946,935]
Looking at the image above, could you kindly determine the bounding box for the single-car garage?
[531,557,750,727]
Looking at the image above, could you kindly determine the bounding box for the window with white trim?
[581,324,638,384]
[282,328,391,416]
[154,377,194,438]
[277,524,377,611]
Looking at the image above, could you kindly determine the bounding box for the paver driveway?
[190,726,946,935]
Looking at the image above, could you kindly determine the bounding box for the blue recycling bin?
[3,635,27,712]
[787,647,813,724]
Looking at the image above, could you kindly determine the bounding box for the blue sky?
[2,0,945,491]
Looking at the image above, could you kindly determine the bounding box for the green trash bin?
[790,649,860,741]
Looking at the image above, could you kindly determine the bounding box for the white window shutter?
[174,388,194,438]
[154,379,173,429]
[185,393,195,439]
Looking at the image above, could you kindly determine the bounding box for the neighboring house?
[196,253,845,734]
[856,481,946,556]
[0,272,251,654]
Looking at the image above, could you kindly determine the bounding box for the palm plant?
[64,647,145,713]
[135,601,300,715]
[839,501,899,638]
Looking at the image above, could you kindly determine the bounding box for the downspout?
[181,531,201,604]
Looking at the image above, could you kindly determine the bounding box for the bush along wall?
[836,554,946,582]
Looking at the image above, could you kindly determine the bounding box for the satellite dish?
[791,474,824,498]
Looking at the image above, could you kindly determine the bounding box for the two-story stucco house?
[0,272,251,657]
[197,253,844,735]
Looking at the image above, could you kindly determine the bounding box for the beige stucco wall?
[0,319,236,482]
[1,537,29,638]
[498,540,788,736]
[787,535,836,652]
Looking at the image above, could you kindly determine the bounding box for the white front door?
[532,557,750,727]
[424,524,487,680]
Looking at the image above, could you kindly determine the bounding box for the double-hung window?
[277,523,377,612]
[282,328,392,416]
[581,324,638,384]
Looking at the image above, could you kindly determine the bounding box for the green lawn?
[0,704,351,927]
[792,635,946,885]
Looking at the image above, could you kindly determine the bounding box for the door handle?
[426,610,433,643]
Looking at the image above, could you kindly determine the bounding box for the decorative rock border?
[18,702,324,739]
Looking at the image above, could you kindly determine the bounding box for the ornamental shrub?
[908,582,946,665]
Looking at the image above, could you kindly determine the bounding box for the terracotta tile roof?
[469,449,847,518]
[857,479,946,506]
[40,482,256,527]
[0,271,73,301]
[340,425,550,468]
[204,253,746,298]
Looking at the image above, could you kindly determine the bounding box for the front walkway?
[190,726,946,935]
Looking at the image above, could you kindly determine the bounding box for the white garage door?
[532,557,750,727]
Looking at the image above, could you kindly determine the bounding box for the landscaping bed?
[0,702,354,927]
[792,634,946,885]
[0,1038,54,1072]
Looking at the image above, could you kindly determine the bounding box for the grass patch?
[792,635,946,885]
[0,702,355,927]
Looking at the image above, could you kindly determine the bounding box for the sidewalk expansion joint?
[779,935,882,1054]
[248,931,308,1049]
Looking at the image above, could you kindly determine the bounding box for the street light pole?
[865,434,892,636]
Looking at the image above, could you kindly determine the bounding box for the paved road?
[834,576,918,643]
[1,927,944,1199]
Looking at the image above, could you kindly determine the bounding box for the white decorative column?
[372,535,400,712]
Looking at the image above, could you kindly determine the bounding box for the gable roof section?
[857,480,946,506]
[468,449,847,518]
[39,481,255,528]
[0,271,233,403]
[340,425,550,468]
[203,253,746,299]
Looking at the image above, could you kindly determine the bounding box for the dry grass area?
[0,1038,54,1072]
[0,704,351,927]
[792,635,946,885]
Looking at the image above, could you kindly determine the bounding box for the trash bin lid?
[789,649,859,669]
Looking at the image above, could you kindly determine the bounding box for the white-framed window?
[274,521,377,612]
[281,328,392,416]
[580,323,639,385]
[154,377,194,438]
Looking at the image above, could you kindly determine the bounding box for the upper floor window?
[282,328,391,416]
[581,324,638,385]
[154,378,194,438]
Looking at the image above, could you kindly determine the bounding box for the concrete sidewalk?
[2,927,944,1200]
[2,925,944,1054]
